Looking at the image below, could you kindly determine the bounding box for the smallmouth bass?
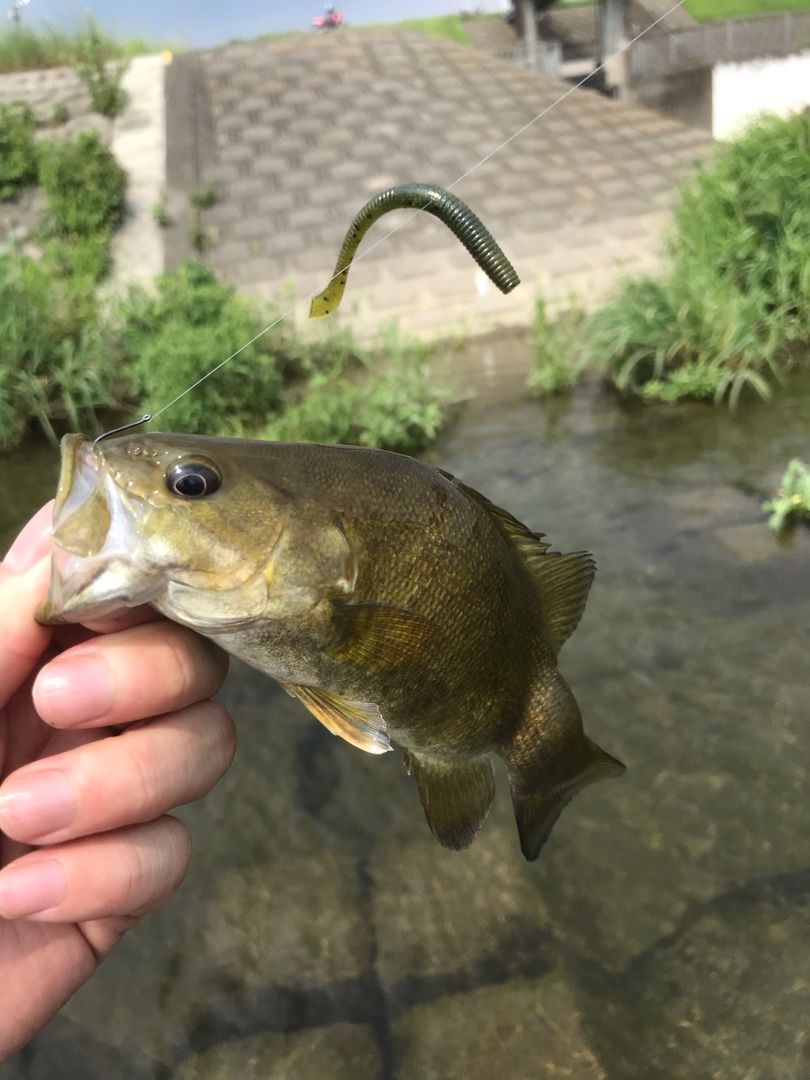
[37,432,625,859]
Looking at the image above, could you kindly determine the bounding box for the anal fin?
[403,751,496,850]
[511,736,625,861]
[284,684,391,755]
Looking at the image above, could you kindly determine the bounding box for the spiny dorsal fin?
[284,684,391,755]
[437,468,550,557]
[331,601,438,672]
[403,750,496,850]
[438,468,594,654]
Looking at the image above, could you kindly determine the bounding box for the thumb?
[1,505,55,708]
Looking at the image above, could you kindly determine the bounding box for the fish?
[37,431,625,860]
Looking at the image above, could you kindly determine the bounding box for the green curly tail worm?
[309,183,520,319]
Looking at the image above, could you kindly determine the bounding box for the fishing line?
[150,0,686,424]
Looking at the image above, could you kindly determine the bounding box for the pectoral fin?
[403,751,496,850]
[284,683,391,755]
[331,601,437,671]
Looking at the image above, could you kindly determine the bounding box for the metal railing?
[629,10,810,78]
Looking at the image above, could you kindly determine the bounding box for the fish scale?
[38,432,625,860]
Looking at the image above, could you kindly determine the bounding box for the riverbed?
[4,340,809,1079]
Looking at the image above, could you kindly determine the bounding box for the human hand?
[0,505,234,1061]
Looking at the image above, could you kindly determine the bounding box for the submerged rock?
[173,1024,381,1080]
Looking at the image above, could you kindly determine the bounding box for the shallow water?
[4,342,810,1079]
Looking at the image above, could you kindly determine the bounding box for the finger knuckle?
[206,703,237,773]
[163,626,204,709]
[119,818,191,914]
[161,815,193,889]
[126,741,160,820]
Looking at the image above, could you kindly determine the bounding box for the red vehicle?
[312,5,344,30]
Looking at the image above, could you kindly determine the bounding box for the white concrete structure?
[111,54,168,284]
[712,50,810,139]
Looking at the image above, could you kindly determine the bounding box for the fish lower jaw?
[38,552,160,625]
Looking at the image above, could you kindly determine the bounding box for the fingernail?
[0,859,66,919]
[35,654,115,725]
[0,770,77,839]
[4,505,53,573]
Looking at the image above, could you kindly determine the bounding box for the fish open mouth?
[36,435,159,625]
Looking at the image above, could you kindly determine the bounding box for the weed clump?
[763,459,810,532]
[75,20,129,117]
[528,298,585,397]
[264,328,445,452]
[120,262,287,435]
[121,263,448,452]
[0,19,171,75]
[0,101,37,200]
[190,185,218,211]
[39,130,127,238]
[0,249,121,447]
[531,112,810,407]
[588,112,809,406]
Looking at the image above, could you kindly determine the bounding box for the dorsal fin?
[438,469,594,653]
[437,468,550,557]
[529,551,595,653]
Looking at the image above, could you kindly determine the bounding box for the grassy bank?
[0,252,449,454]
[0,20,173,74]
[0,70,448,455]
[686,0,810,20]
[531,111,810,407]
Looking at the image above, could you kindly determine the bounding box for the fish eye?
[166,461,222,499]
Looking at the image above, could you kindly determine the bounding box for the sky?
[12,1,508,49]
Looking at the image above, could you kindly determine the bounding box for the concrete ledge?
[111,55,168,286]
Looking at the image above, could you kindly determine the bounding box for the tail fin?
[510,737,625,862]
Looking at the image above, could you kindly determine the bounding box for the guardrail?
[629,10,810,79]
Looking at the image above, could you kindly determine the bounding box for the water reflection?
[4,340,809,1079]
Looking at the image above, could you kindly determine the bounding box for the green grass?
[531,112,809,407]
[245,12,487,46]
[0,101,37,200]
[0,254,449,455]
[359,13,490,44]
[686,0,810,20]
[0,19,175,74]
[0,248,122,446]
[263,326,446,453]
[39,131,127,238]
[391,15,472,45]
[528,298,586,397]
[763,459,810,531]
[124,264,448,453]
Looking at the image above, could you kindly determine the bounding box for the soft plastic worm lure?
[309,182,520,318]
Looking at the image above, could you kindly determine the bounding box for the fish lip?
[52,433,95,531]
[37,433,159,626]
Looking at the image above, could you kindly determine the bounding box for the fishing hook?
[94,414,153,445]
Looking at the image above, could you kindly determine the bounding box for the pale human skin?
[0,504,235,1061]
